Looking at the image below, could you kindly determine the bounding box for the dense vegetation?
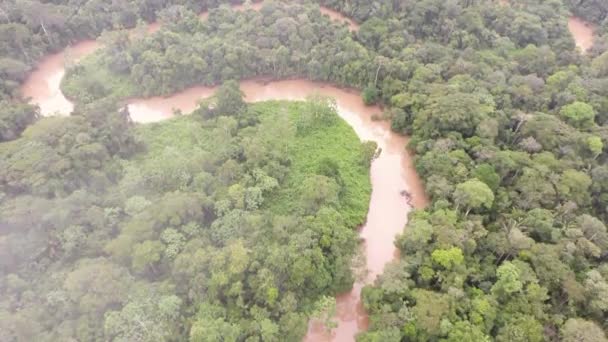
[4,0,608,341]
[565,0,608,36]
[0,81,373,340]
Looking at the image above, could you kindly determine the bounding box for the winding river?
[19,5,421,340]
[499,0,595,53]
[18,2,595,341]
[127,79,429,340]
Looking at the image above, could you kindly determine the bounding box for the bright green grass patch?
[133,115,209,158]
[255,101,371,227]
[61,53,136,104]
[130,100,371,228]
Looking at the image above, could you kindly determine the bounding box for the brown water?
[498,1,594,53]
[19,3,427,341]
[20,3,358,116]
[568,16,595,52]
[20,41,100,116]
[319,7,359,31]
[126,79,429,341]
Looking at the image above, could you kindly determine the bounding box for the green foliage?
[362,85,379,105]
[310,295,337,331]
[431,247,464,270]
[444,321,490,342]
[62,53,136,104]
[0,95,370,341]
[561,318,608,342]
[214,80,246,117]
[496,315,543,342]
[491,262,523,299]
[0,101,39,141]
[5,0,608,341]
[560,101,596,128]
[473,164,500,191]
[587,136,604,157]
[296,94,339,134]
[454,178,494,214]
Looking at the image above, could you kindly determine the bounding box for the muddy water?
[20,3,426,341]
[319,7,359,31]
[498,0,593,53]
[20,3,358,117]
[568,16,595,52]
[127,79,429,341]
[20,41,99,116]
[19,24,160,116]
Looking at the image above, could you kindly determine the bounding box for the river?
[568,16,595,52]
[18,1,600,340]
[20,3,358,116]
[127,79,429,340]
[19,3,422,342]
[498,0,595,53]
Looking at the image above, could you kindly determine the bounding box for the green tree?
[587,136,603,158]
[561,318,607,342]
[131,240,164,274]
[215,80,246,117]
[454,179,494,215]
[557,169,592,206]
[496,315,543,342]
[0,101,39,141]
[431,247,464,270]
[362,85,380,105]
[445,321,491,342]
[560,101,596,128]
[491,262,523,300]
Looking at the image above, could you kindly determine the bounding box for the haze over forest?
[2,0,608,341]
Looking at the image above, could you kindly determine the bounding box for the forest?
[1,79,373,340]
[3,0,608,341]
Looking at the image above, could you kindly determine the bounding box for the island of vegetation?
[2,0,608,341]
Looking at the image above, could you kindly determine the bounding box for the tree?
[431,247,464,270]
[473,164,500,191]
[587,136,603,158]
[454,179,494,215]
[560,101,596,128]
[583,270,608,317]
[300,175,339,213]
[414,92,494,138]
[496,315,543,342]
[131,240,164,274]
[557,169,592,206]
[561,318,607,342]
[190,316,241,342]
[296,94,338,133]
[410,289,451,339]
[214,80,246,117]
[0,101,39,141]
[362,85,380,105]
[63,258,132,315]
[445,321,491,342]
[491,262,523,300]
[591,51,608,77]
[104,294,182,342]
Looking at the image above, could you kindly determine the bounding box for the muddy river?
[20,2,597,340]
[568,16,595,52]
[19,4,422,341]
[126,79,429,340]
[498,0,595,53]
